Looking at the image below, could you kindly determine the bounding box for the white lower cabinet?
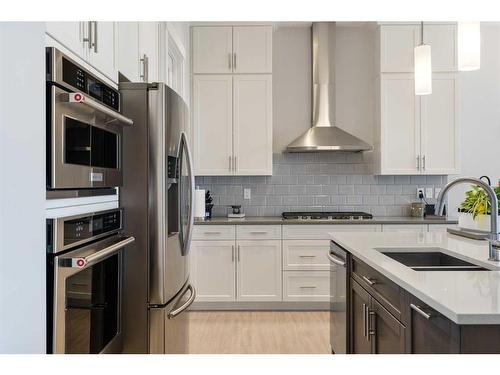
[190,240,236,302]
[283,271,330,302]
[236,240,282,301]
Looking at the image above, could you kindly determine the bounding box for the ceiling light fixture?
[414,21,432,95]
[458,22,481,71]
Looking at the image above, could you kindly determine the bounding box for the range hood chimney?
[286,22,372,152]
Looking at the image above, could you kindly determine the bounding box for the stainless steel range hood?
[286,22,372,153]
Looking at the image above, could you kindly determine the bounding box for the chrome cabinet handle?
[83,21,92,47]
[362,303,368,337]
[232,245,235,262]
[229,156,232,172]
[237,245,240,262]
[299,286,317,289]
[91,21,97,53]
[140,54,149,82]
[204,231,221,235]
[234,156,237,172]
[423,155,426,171]
[299,255,316,258]
[327,252,346,267]
[250,231,268,234]
[228,53,232,70]
[410,303,433,320]
[233,53,237,70]
[416,155,420,170]
[368,310,376,340]
[362,275,377,286]
[168,284,196,319]
[60,92,134,126]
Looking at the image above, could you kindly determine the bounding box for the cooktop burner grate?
[281,211,373,220]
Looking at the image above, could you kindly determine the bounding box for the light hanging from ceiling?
[414,22,432,95]
[458,22,481,71]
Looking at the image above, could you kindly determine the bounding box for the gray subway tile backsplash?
[195,153,445,217]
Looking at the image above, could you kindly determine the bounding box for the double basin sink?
[376,247,491,271]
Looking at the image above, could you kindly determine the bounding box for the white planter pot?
[458,212,498,232]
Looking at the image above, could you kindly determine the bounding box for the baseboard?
[189,301,330,311]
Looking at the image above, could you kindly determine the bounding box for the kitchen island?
[330,231,500,353]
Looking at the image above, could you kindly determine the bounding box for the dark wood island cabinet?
[346,254,500,354]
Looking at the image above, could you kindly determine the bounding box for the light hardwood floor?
[188,311,330,354]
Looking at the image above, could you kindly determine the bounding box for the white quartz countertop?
[330,231,500,325]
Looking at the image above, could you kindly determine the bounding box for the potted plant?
[459,185,500,231]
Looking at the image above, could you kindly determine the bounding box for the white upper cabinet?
[192,24,274,176]
[236,240,282,302]
[233,75,273,175]
[116,22,140,82]
[379,23,456,73]
[46,22,117,83]
[192,27,233,73]
[376,23,459,175]
[380,25,420,72]
[193,75,233,175]
[420,74,459,174]
[232,26,273,73]
[379,75,421,174]
[139,22,159,82]
[87,22,116,81]
[46,22,86,59]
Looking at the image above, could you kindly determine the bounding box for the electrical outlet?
[425,188,433,199]
[417,188,425,199]
[244,188,251,200]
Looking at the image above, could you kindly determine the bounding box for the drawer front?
[283,240,330,270]
[192,225,236,240]
[382,224,428,233]
[351,257,406,322]
[283,224,381,240]
[236,225,281,240]
[283,271,330,301]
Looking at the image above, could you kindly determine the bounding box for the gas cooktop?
[281,211,373,220]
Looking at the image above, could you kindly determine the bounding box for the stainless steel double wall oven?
[46,47,132,192]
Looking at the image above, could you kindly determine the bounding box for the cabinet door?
[233,26,273,73]
[370,298,407,354]
[408,296,460,353]
[420,74,459,174]
[116,22,140,82]
[88,22,117,82]
[380,25,420,72]
[380,74,421,174]
[236,240,282,301]
[425,24,457,72]
[139,22,159,83]
[233,75,273,175]
[190,241,236,302]
[192,27,232,73]
[193,75,233,175]
[46,22,86,60]
[350,280,372,354]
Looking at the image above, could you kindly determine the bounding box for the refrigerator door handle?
[167,284,196,319]
[178,131,195,256]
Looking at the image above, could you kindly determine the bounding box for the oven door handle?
[61,92,134,127]
[168,284,196,319]
[327,252,347,267]
[67,236,135,269]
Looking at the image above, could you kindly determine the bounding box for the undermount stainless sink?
[376,247,491,271]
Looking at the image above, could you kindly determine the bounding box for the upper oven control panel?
[46,209,123,253]
[46,47,120,112]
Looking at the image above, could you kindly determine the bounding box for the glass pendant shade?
[458,22,480,71]
[414,44,432,95]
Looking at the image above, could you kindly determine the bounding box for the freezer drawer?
[149,282,196,354]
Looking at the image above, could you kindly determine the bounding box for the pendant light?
[458,22,481,71]
[414,22,432,95]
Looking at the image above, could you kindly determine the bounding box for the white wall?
[0,22,46,353]
[272,23,375,153]
[448,22,500,218]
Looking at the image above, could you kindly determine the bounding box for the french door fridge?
[120,82,196,353]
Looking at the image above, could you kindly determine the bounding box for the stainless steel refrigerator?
[119,82,196,354]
